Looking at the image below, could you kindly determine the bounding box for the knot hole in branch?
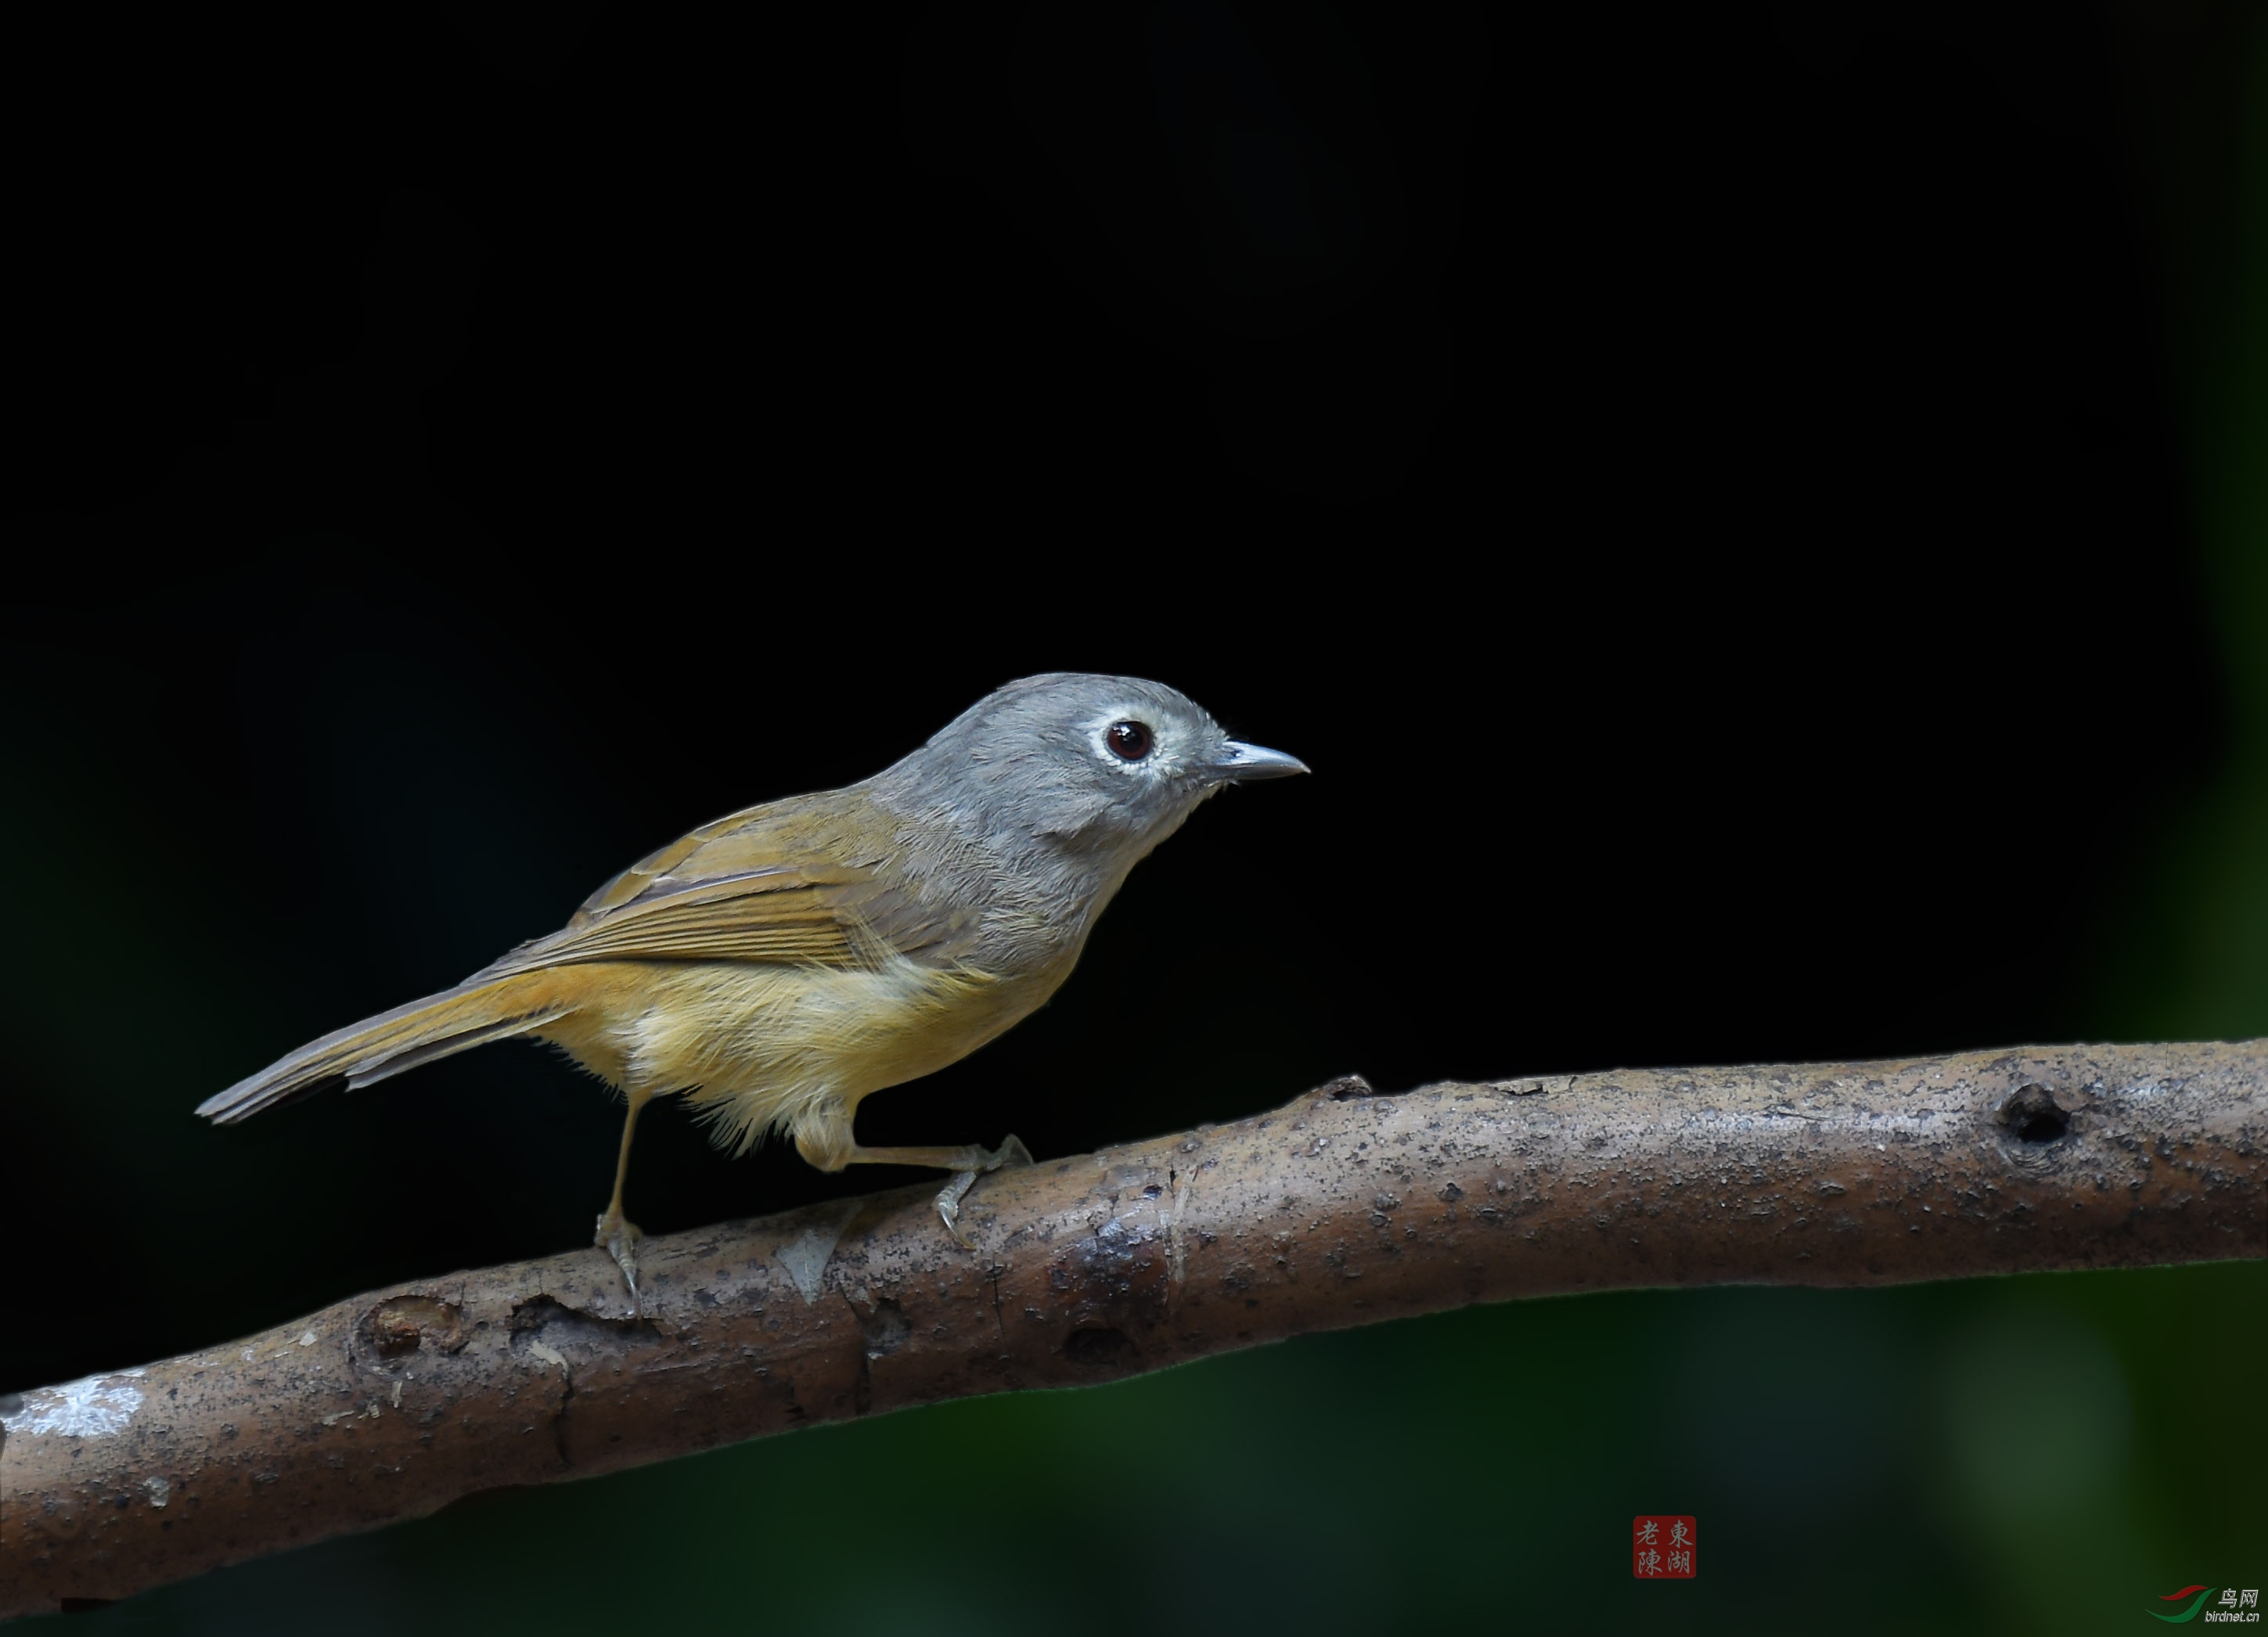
[1999,1083,2070,1143]
[367,1296,468,1358]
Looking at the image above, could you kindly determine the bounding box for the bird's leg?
[841,1136,1035,1248]
[593,1086,653,1311]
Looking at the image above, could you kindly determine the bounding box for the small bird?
[199,674,1305,1301]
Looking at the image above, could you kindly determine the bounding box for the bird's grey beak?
[1210,740,1309,782]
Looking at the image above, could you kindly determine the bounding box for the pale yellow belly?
[532,957,1055,1155]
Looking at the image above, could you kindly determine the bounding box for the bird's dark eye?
[1106,720,1153,761]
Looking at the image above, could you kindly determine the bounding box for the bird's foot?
[936,1134,1035,1249]
[594,1208,646,1314]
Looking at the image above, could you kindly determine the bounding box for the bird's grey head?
[875,673,1306,861]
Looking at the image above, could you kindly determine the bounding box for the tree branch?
[5,1041,2263,1617]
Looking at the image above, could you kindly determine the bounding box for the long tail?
[196,972,577,1124]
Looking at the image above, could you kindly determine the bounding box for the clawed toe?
[595,1211,646,1312]
[935,1171,978,1248]
[934,1135,1032,1247]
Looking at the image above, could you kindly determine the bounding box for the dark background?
[4,4,2263,1632]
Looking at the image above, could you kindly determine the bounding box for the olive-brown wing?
[474,789,977,977]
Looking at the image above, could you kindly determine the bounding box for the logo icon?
[2148,1586,2260,1624]
[1633,1516,1696,1579]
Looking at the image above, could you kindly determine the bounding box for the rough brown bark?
[5,1041,2263,1617]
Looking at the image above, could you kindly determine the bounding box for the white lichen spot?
[145,1475,171,1508]
[390,1380,403,1409]
[297,1332,317,1347]
[775,1201,860,1306]
[525,1340,567,1373]
[1,1369,148,1438]
[241,1348,256,1363]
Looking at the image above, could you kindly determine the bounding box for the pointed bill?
[1209,740,1310,781]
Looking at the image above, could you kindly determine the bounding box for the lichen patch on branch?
[0,1371,146,1439]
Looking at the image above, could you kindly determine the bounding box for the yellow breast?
[534,952,1065,1155]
